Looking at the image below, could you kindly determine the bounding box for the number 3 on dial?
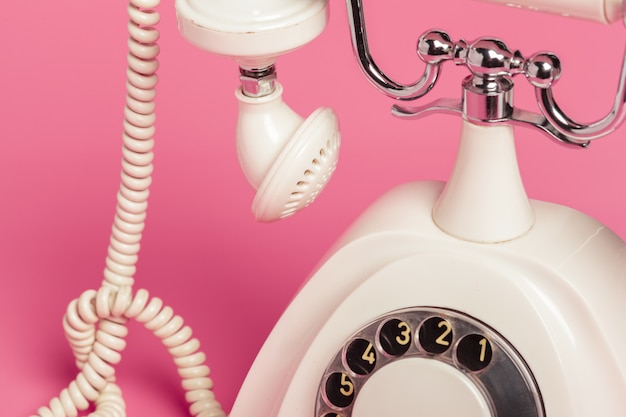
[380,319,412,356]
[395,321,411,345]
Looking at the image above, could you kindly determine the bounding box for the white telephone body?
[29,0,626,416]
[176,0,626,417]
[228,124,626,417]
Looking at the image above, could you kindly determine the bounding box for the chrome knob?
[417,30,560,85]
[417,30,459,65]
[525,53,561,88]
[464,38,525,77]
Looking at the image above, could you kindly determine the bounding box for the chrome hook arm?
[534,45,626,143]
[346,0,443,101]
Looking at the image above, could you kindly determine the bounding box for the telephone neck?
[433,120,535,243]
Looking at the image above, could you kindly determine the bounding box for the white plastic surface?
[433,121,534,243]
[236,84,304,190]
[481,0,623,23]
[252,107,340,221]
[236,84,340,222]
[352,359,491,417]
[175,0,329,67]
[229,181,626,417]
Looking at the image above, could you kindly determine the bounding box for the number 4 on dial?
[361,342,375,365]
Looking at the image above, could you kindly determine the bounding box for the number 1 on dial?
[479,338,488,363]
[457,334,493,371]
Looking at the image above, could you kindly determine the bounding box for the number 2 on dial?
[435,320,452,346]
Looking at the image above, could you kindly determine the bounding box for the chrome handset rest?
[348,0,626,147]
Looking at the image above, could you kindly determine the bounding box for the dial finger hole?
[346,339,377,375]
[379,319,412,357]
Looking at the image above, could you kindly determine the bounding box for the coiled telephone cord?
[32,1,225,416]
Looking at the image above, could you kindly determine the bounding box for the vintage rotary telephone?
[30,0,625,416]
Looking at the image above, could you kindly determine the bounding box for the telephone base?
[231,180,626,417]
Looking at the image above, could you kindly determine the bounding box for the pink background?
[1,1,625,416]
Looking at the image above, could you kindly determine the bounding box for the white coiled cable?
[32,1,225,416]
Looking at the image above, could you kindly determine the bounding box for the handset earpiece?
[480,0,624,23]
[176,0,340,221]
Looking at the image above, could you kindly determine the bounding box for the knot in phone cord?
[32,1,225,416]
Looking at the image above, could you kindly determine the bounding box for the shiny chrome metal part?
[346,0,442,100]
[391,31,593,147]
[346,0,626,147]
[392,99,591,148]
[240,65,277,98]
[535,49,626,142]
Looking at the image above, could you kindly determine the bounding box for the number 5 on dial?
[339,373,354,397]
[325,372,355,408]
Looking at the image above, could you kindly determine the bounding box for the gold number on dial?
[457,334,492,371]
[380,319,412,356]
[325,373,355,407]
[395,321,411,346]
[347,339,376,374]
[435,320,452,346]
[339,373,354,397]
[361,342,375,365]
[479,337,488,362]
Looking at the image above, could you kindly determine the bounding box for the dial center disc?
[351,358,492,417]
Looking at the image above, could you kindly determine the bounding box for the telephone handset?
[30,0,626,417]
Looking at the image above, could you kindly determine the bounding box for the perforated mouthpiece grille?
[252,107,340,222]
